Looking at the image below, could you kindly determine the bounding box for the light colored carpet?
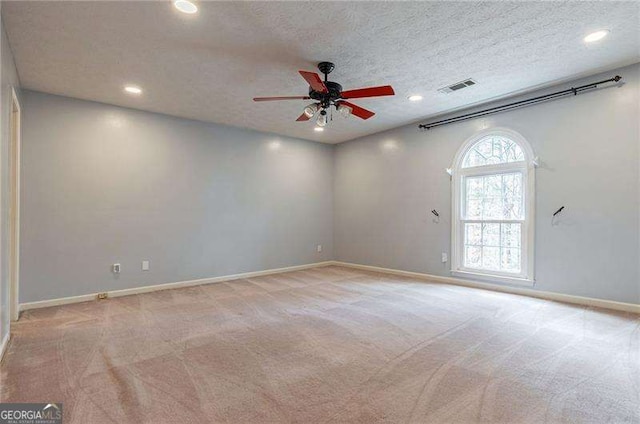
[1,265,638,423]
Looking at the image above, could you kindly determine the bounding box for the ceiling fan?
[253,62,395,127]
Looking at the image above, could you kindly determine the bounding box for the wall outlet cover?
[142,260,150,271]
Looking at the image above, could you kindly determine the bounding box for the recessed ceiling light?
[584,30,609,43]
[314,127,324,132]
[408,95,423,102]
[174,0,198,14]
[124,85,142,95]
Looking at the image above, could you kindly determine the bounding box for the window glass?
[463,223,522,273]
[464,172,523,220]
[456,132,532,278]
[462,136,525,168]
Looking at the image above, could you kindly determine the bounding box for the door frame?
[9,86,21,322]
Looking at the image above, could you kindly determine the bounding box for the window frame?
[451,129,535,286]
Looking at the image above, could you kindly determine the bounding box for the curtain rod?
[418,75,622,130]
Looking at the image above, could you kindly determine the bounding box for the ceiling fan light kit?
[303,103,319,118]
[253,62,395,128]
[337,103,352,117]
[317,110,328,127]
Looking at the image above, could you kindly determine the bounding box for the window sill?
[451,270,535,287]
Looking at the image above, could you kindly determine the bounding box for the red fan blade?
[253,96,310,102]
[299,71,328,93]
[341,85,395,99]
[296,112,311,121]
[340,101,375,120]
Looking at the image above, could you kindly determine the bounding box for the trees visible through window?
[462,136,525,168]
[452,131,534,284]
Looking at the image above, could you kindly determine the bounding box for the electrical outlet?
[142,260,150,271]
[317,244,322,253]
[97,292,108,300]
[441,253,448,263]
[112,263,121,274]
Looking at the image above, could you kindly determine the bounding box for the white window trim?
[450,128,536,287]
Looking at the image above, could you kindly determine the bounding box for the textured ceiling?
[3,1,639,143]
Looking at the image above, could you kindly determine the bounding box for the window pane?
[462,136,525,168]
[465,223,482,245]
[467,177,484,197]
[465,198,482,220]
[501,248,521,272]
[501,223,521,248]
[503,173,523,219]
[485,175,502,197]
[464,172,524,220]
[463,222,522,274]
[482,247,500,270]
[465,246,482,268]
[483,197,503,220]
[483,223,500,247]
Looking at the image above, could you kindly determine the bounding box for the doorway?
[9,87,20,322]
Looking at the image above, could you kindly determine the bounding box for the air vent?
[438,79,477,94]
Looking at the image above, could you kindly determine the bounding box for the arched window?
[451,129,535,285]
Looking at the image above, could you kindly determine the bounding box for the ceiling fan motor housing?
[309,81,343,105]
[309,61,343,109]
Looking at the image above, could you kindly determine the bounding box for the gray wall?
[20,91,334,303]
[0,13,20,344]
[334,63,640,304]
[16,64,640,306]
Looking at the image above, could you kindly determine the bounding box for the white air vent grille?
[438,79,477,94]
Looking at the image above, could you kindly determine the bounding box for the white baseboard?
[19,261,335,312]
[18,260,640,315]
[333,261,640,314]
[0,332,9,364]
